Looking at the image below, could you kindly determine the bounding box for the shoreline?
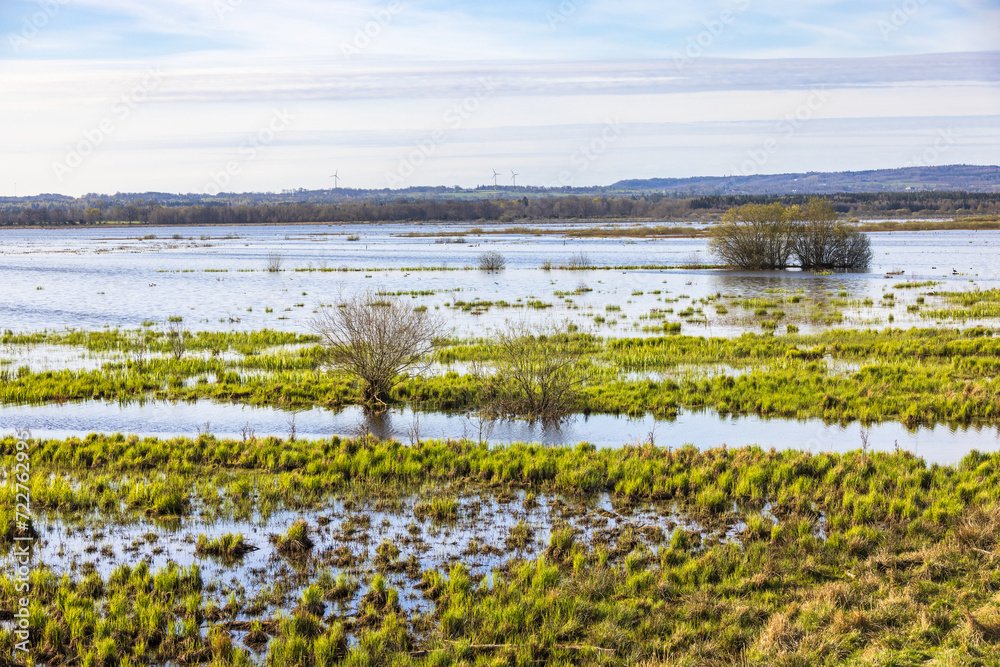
[1,215,998,234]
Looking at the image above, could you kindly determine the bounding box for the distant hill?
[613,165,1000,195]
[2,166,997,212]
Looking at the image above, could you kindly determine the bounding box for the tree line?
[0,191,997,227]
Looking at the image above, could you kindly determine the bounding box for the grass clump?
[414,497,459,522]
[194,533,257,560]
[271,520,315,556]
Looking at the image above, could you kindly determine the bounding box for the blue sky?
[1,0,998,195]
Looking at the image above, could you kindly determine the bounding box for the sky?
[1,0,998,196]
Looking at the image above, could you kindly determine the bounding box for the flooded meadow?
[2,221,1000,665]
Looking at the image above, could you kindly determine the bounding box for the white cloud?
[1,0,997,195]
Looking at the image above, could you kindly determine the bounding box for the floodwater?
[1,223,998,337]
[1,222,998,462]
[0,398,994,465]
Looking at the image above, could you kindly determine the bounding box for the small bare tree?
[166,320,186,360]
[406,412,422,446]
[311,290,444,410]
[860,426,872,465]
[266,252,284,272]
[566,252,592,269]
[477,250,506,272]
[479,322,585,423]
[127,331,148,370]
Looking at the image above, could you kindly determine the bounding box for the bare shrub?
[266,252,284,272]
[566,252,592,269]
[310,290,444,409]
[127,332,148,369]
[477,322,585,422]
[477,250,506,272]
[166,320,186,360]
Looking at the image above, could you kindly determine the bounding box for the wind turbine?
[492,169,500,188]
[510,170,519,187]
[330,171,341,189]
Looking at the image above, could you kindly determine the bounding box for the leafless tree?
[266,252,284,272]
[240,422,256,443]
[127,331,148,370]
[478,322,585,423]
[566,252,592,269]
[477,250,506,272]
[166,320,186,360]
[310,290,444,410]
[406,412,422,446]
[473,409,498,445]
[468,360,501,443]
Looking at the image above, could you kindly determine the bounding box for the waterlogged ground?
[1,223,999,337]
[31,490,723,624]
[2,223,1000,664]
[2,224,1000,463]
[3,434,999,665]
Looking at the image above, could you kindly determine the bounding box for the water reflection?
[1,398,996,465]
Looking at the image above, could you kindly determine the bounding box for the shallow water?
[1,398,994,464]
[1,224,997,337]
[18,489,715,645]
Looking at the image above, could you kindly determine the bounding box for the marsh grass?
[3,431,1000,665]
[6,324,1000,427]
[272,519,315,556]
[194,533,258,561]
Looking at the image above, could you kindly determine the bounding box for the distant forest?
[0,191,998,227]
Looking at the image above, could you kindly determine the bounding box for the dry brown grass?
[955,504,1000,555]
[964,607,1000,645]
[756,611,803,655]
